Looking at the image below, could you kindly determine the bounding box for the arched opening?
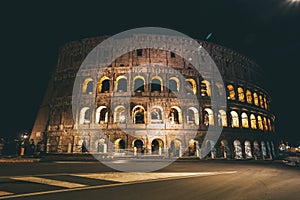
[132,106,145,124]
[133,139,144,153]
[187,107,199,125]
[263,117,268,130]
[244,140,253,159]
[220,140,230,158]
[150,106,163,124]
[218,110,228,127]
[259,95,264,108]
[79,107,91,124]
[96,138,107,153]
[250,114,257,129]
[230,111,239,128]
[170,139,182,157]
[151,77,163,92]
[237,87,245,102]
[114,106,126,124]
[185,78,197,94]
[215,82,224,96]
[241,113,249,128]
[206,140,216,159]
[168,77,179,93]
[151,139,164,155]
[233,140,243,159]
[261,141,267,159]
[264,97,268,109]
[253,92,259,106]
[95,106,107,124]
[116,76,127,92]
[82,78,94,93]
[204,108,214,126]
[114,139,125,152]
[227,85,235,100]
[133,76,145,92]
[268,118,272,131]
[253,141,261,159]
[246,90,252,104]
[257,115,263,130]
[169,106,182,124]
[201,80,211,96]
[98,77,110,93]
[188,139,199,156]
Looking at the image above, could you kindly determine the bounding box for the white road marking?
[72,172,236,183]
[1,171,237,199]
[0,191,13,197]
[11,177,87,188]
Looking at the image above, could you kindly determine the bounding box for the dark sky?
[1,1,299,144]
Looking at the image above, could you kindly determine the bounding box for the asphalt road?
[0,160,299,200]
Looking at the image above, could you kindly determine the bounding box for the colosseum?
[30,33,277,160]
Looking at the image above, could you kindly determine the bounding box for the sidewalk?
[0,156,41,163]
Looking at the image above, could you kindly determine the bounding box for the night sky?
[1,1,299,144]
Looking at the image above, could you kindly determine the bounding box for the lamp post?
[20,132,29,157]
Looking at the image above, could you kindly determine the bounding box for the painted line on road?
[0,171,237,199]
[0,191,13,197]
[11,177,87,189]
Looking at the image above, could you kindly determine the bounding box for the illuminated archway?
[132,105,145,124]
[253,92,259,106]
[204,108,214,126]
[82,78,94,93]
[150,106,164,124]
[114,105,126,123]
[169,106,182,124]
[201,80,211,96]
[241,113,249,128]
[168,77,180,92]
[186,78,197,94]
[116,76,127,92]
[246,90,252,104]
[237,87,245,102]
[98,76,110,93]
[79,107,90,124]
[151,76,163,92]
[257,115,263,130]
[96,106,108,124]
[230,111,239,128]
[250,114,257,129]
[187,107,199,125]
[133,76,145,92]
[218,110,228,127]
[227,85,235,100]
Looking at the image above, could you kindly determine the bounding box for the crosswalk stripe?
[72,172,236,183]
[11,177,87,188]
[0,191,13,196]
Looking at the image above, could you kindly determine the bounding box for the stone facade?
[30,36,277,159]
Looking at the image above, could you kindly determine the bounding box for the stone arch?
[215,82,224,96]
[230,111,239,128]
[253,92,259,106]
[241,112,249,128]
[116,75,127,92]
[261,141,267,159]
[185,78,197,94]
[132,105,145,124]
[151,76,163,92]
[220,140,230,158]
[257,115,263,130]
[79,107,90,124]
[82,78,94,93]
[98,76,110,93]
[150,105,164,124]
[227,84,235,100]
[204,108,214,126]
[132,139,144,153]
[133,76,145,92]
[95,106,108,124]
[168,77,180,92]
[151,138,164,155]
[218,110,227,127]
[237,87,245,102]
[188,139,199,156]
[114,138,126,152]
[170,139,182,157]
[187,107,199,125]
[250,114,257,129]
[95,138,107,153]
[201,80,211,96]
[114,105,126,123]
[233,140,243,159]
[206,140,216,158]
[253,141,261,159]
[169,106,182,124]
[246,90,252,104]
[244,140,253,159]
